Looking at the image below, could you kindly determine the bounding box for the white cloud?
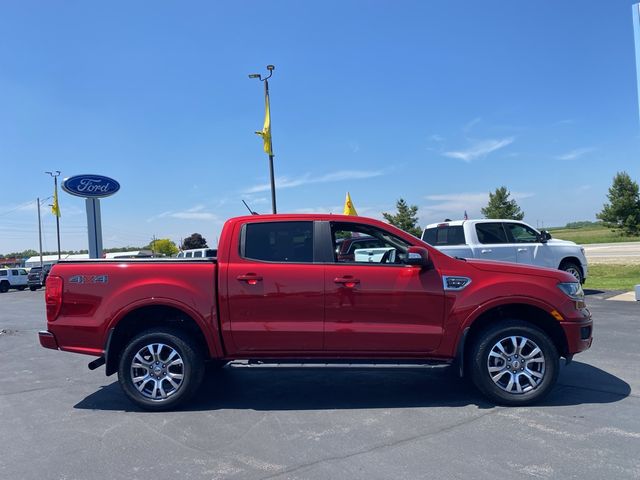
[463,117,482,133]
[147,205,218,222]
[555,147,594,161]
[427,134,445,142]
[420,191,534,223]
[243,169,384,194]
[443,137,514,162]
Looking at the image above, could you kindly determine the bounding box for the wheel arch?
[457,302,568,376]
[559,256,583,275]
[105,303,214,376]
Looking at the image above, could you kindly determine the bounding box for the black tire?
[469,320,559,406]
[29,286,37,291]
[0,282,9,293]
[118,328,205,411]
[559,261,583,284]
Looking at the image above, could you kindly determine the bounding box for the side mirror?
[539,230,552,243]
[405,246,430,267]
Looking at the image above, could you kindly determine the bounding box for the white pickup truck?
[422,219,588,283]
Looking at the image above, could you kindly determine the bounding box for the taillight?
[45,275,63,321]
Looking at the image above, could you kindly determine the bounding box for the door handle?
[517,248,528,252]
[480,249,493,254]
[237,274,263,285]
[334,276,360,287]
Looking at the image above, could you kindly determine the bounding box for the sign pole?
[85,198,103,259]
[37,197,43,268]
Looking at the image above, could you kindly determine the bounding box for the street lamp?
[45,170,62,259]
[249,64,277,214]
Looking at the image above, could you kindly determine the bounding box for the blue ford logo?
[62,174,120,198]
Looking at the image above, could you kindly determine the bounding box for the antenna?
[242,200,259,215]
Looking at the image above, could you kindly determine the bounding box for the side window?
[19,269,27,275]
[331,222,410,264]
[185,252,193,258]
[475,223,509,244]
[505,223,539,243]
[177,252,184,258]
[11,269,19,275]
[193,251,203,258]
[423,226,465,246]
[243,221,313,263]
[0,270,7,276]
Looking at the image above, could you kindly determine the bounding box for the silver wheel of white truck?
[118,328,204,411]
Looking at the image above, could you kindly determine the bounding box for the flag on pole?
[255,90,273,155]
[51,188,61,217]
[343,192,358,216]
[463,210,468,220]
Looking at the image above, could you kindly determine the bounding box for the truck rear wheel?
[118,328,204,411]
[469,320,559,406]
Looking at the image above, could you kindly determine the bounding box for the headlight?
[557,282,584,301]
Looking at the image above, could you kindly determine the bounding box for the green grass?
[585,264,640,291]
[547,224,640,245]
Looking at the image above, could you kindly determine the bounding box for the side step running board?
[232,359,452,369]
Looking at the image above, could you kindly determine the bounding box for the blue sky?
[1,1,639,254]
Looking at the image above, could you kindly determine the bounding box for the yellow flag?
[343,192,358,216]
[51,188,61,217]
[255,91,273,155]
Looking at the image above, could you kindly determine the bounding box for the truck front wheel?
[469,320,559,406]
[118,328,204,411]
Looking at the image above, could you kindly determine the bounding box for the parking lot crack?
[257,409,499,480]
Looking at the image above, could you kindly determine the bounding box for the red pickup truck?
[39,214,593,410]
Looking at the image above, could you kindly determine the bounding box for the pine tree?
[597,171,640,235]
[481,186,524,220]
[382,199,422,237]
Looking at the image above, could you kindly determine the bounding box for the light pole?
[45,170,61,259]
[249,64,277,214]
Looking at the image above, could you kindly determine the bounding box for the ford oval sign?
[62,174,120,198]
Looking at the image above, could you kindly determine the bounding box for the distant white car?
[422,219,588,283]
[0,267,29,292]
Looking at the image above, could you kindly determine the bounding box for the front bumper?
[38,330,59,350]
[560,312,593,354]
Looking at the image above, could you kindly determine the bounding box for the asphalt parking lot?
[1,290,638,480]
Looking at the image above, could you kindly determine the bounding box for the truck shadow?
[74,361,630,412]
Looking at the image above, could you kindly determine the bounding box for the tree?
[597,171,640,235]
[481,186,524,220]
[147,238,179,257]
[382,199,422,237]
[181,233,208,250]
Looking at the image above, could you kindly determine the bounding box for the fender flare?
[103,297,221,376]
[452,295,559,376]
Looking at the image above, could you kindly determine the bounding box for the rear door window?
[243,221,314,263]
[423,226,465,246]
[475,223,509,244]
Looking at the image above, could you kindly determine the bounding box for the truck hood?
[546,238,579,247]
[466,258,576,282]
